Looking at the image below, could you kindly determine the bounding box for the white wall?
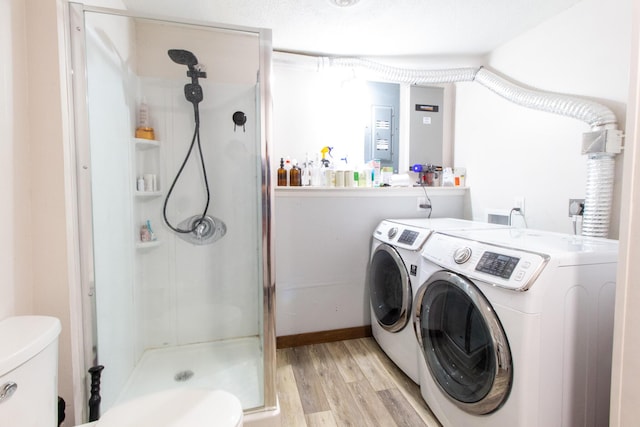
[610,1,640,424]
[0,0,32,318]
[26,0,75,422]
[275,188,467,336]
[455,0,631,236]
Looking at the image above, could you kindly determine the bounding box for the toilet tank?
[0,316,62,427]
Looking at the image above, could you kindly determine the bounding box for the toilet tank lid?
[0,316,62,376]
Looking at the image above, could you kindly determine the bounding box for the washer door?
[369,243,411,332]
[415,270,512,415]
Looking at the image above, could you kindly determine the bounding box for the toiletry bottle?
[277,158,288,186]
[135,99,155,140]
[140,224,151,242]
[358,167,367,187]
[302,153,312,186]
[442,167,455,186]
[311,153,323,187]
[290,160,302,186]
[284,157,292,174]
[146,220,156,241]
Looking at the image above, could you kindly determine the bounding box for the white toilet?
[79,388,244,427]
[0,315,62,427]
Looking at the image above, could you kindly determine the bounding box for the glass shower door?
[69,4,274,420]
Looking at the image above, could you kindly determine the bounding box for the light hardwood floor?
[276,337,442,427]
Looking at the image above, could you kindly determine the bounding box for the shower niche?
[133,137,161,197]
[133,137,162,249]
[70,4,275,424]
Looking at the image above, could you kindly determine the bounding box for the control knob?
[388,227,398,239]
[453,247,472,264]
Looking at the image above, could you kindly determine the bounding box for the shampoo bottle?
[135,99,155,140]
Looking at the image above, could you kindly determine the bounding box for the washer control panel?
[373,220,432,251]
[422,232,549,291]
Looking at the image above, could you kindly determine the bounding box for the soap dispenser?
[277,158,288,186]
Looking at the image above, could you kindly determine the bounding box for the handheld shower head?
[168,49,199,69]
[168,49,207,106]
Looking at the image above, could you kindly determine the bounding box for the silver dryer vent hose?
[326,57,619,237]
[473,68,618,128]
[328,57,479,84]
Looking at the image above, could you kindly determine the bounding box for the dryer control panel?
[422,232,549,291]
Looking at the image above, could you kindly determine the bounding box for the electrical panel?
[372,106,393,162]
[364,81,400,172]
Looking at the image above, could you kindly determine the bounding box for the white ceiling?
[123,0,584,57]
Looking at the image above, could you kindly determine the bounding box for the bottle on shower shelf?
[146,220,157,241]
[135,99,155,140]
[140,224,151,242]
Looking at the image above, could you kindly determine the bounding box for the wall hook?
[233,111,247,132]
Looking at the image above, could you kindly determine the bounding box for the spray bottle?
[320,146,333,168]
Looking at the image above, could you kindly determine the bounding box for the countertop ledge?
[275,186,468,197]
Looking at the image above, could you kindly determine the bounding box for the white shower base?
[116,336,263,410]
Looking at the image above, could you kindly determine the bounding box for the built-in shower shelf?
[135,191,162,198]
[134,138,160,150]
[136,240,161,249]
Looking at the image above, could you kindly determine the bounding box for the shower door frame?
[67,2,275,422]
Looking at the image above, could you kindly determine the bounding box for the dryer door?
[415,270,512,415]
[369,243,412,332]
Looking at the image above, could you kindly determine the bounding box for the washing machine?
[368,218,507,384]
[414,227,618,427]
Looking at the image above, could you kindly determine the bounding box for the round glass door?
[415,270,512,415]
[369,243,411,332]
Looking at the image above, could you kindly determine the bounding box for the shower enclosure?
[68,3,275,423]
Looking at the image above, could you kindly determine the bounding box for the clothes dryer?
[368,218,506,383]
[414,228,618,427]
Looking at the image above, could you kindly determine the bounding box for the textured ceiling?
[123,0,584,56]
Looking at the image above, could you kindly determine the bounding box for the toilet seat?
[94,388,243,427]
